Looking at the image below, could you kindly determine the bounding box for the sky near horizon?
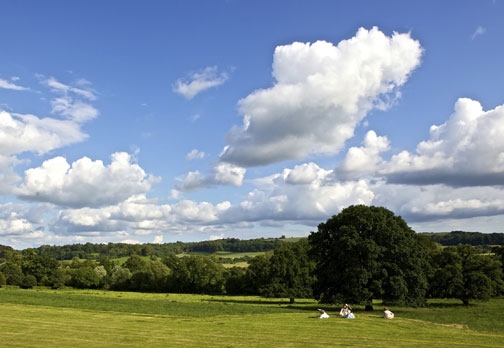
[1,0,504,249]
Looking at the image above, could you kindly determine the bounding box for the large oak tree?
[309,205,429,306]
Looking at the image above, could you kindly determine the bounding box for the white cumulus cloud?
[219,163,374,223]
[0,110,89,156]
[382,98,504,186]
[219,27,422,167]
[16,152,159,208]
[335,130,390,180]
[176,163,246,191]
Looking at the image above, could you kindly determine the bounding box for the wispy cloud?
[0,78,29,91]
[471,25,486,40]
[173,66,229,99]
[186,149,205,160]
[39,76,99,123]
[45,76,97,101]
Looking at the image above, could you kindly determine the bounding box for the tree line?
[421,231,504,247]
[1,205,504,306]
[22,237,285,261]
[20,231,504,261]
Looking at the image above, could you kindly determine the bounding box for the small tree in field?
[309,205,429,306]
[21,274,37,289]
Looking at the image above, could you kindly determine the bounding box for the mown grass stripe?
[2,289,504,347]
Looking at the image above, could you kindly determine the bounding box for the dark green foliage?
[257,239,315,303]
[0,271,6,286]
[50,267,67,289]
[423,231,504,247]
[2,218,503,302]
[0,253,24,286]
[457,244,503,305]
[165,255,225,294]
[98,256,113,274]
[0,263,24,286]
[123,255,147,273]
[32,238,284,260]
[22,248,59,285]
[428,244,504,305]
[428,249,464,299]
[188,238,283,253]
[244,254,272,295]
[309,205,429,306]
[71,266,101,289]
[491,244,504,277]
[20,274,37,289]
[9,232,504,261]
[0,244,16,259]
[223,266,248,295]
[110,266,132,291]
[128,260,171,292]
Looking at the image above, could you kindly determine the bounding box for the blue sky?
[1,0,503,249]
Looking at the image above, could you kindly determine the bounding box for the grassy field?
[1,287,504,347]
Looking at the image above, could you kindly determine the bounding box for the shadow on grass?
[424,302,470,308]
[204,298,312,305]
[204,297,341,313]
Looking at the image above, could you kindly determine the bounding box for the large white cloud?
[49,194,232,238]
[372,182,504,224]
[47,161,374,241]
[0,76,99,198]
[219,162,375,223]
[219,27,422,167]
[382,98,504,186]
[0,110,88,156]
[16,152,159,208]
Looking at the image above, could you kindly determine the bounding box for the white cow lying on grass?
[317,309,330,319]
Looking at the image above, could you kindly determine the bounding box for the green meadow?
[1,287,504,347]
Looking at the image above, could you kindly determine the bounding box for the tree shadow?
[205,298,312,305]
[425,302,471,308]
[205,297,334,313]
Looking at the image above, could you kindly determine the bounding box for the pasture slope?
[1,287,504,348]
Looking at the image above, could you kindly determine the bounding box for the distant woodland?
[2,231,500,260]
[420,231,504,247]
[20,237,287,260]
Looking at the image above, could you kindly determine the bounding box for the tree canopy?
[256,239,315,303]
[308,205,429,306]
[429,244,504,305]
